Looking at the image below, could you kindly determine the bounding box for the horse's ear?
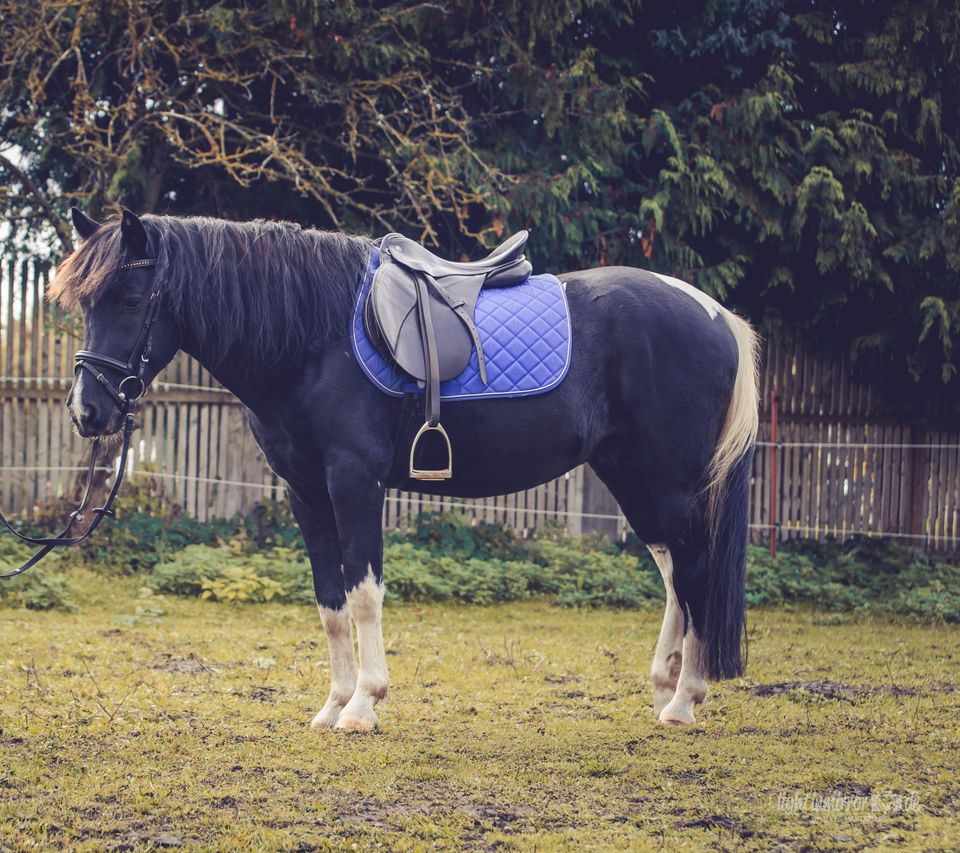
[120,208,149,258]
[70,206,101,240]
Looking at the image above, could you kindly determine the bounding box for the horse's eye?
[123,294,142,309]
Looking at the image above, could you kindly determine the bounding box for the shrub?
[6,500,960,621]
[0,540,77,611]
[150,544,312,605]
[201,567,286,604]
[408,510,529,560]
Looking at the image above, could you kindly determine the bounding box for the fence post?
[769,393,780,559]
[905,426,929,549]
[579,465,621,540]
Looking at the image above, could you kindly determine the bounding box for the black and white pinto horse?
[55,209,759,728]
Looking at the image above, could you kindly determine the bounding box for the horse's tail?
[701,310,760,680]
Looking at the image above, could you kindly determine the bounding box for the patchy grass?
[1,573,958,850]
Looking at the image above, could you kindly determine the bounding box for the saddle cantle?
[365,231,533,480]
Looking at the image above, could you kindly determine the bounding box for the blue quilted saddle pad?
[351,247,572,401]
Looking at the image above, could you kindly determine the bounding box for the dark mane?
[50,215,373,366]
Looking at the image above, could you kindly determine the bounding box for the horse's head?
[53,208,180,437]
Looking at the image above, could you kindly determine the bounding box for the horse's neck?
[180,337,296,417]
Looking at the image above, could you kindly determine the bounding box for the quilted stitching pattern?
[351,249,571,401]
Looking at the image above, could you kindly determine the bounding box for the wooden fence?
[754,336,960,553]
[2,256,958,551]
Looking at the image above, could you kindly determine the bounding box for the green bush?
[201,567,286,604]
[0,540,77,611]
[406,510,530,561]
[149,543,312,605]
[746,538,960,621]
[5,499,960,621]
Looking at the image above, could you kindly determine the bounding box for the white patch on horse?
[659,629,709,726]
[311,602,358,729]
[651,272,720,319]
[648,545,684,717]
[335,566,389,731]
[70,370,89,424]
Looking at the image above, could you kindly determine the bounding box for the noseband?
[0,257,160,579]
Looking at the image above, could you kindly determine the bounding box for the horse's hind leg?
[653,489,710,726]
[589,462,681,718]
[647,545,684,717]
[288,489,358,729]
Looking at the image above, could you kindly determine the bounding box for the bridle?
[0,257,160,579]
[74,257,161,412]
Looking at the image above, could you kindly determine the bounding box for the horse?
[51,207,759,729]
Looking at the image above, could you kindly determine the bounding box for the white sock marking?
[648,545,684,716]
[336,567,388,730]
[312,603,358,728]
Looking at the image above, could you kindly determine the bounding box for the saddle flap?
[368,263,474,381]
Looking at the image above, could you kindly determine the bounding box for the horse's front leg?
[326,457,389,732]
[288,489,358,729]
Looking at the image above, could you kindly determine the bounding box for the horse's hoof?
[335,711,379,732]
[652,688,675,718]
[311,704,343,729]
[658,702,696,726]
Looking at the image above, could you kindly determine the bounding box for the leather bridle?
[0,257,160,579]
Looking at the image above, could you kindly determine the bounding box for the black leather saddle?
[365,231,532,480]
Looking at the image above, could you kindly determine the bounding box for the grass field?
[1,574,958,850]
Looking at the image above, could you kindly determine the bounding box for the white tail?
[706,309,760,524]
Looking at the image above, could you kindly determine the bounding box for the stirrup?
[409,421,453,480]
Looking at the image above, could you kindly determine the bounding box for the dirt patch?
[338,796,529,834]
[682,814,755,839]
[834,781,872,797]
[151,654,220,675]
[667,769,705,783]
[743,680,920,700]
[463,804,527,830]
[243,685,279,703]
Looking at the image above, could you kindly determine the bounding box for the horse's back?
[560,265,740,392]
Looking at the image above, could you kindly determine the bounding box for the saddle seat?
[381,230,531,287]
[365,230,533,480]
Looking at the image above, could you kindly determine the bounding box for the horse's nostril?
[79,401,100,431]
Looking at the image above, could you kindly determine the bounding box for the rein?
[0,257,159,579]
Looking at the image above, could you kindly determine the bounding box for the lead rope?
[0,411,136,578]
[0,256,158,579]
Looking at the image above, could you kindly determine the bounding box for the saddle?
[365,231,532,480]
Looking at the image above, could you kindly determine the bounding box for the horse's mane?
[50,214,372,367]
